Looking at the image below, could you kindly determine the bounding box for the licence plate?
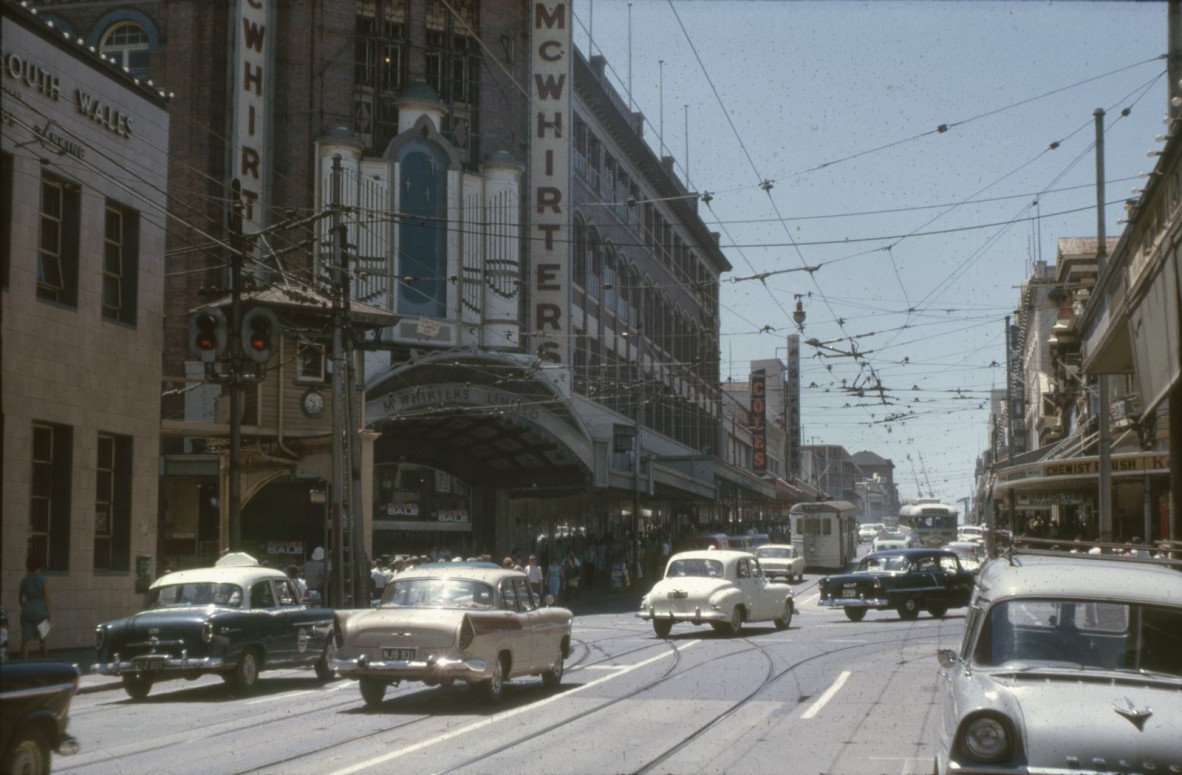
[381,647,416,661]
[842,584,858,595]
[134,656,165,671]
[667,590,688,599]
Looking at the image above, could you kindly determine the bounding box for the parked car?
[329,565,572,706]
[94,553,336,700]
[755,544,806,581]
[638,550,794,637]
[935,547,1182,775]
[817,548,975,622]
[1,661,80,774]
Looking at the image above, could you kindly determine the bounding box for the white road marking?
[800,669,851,719]
[800,593,819,605]
[327,641,700,775]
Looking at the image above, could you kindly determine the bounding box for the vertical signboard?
[1008,322,1027,455]
[231,0,272,240]
[529,2,572,370]
[787,335,801,477]
[751,369,767,474]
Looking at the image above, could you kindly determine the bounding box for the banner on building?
[751,369,767,473]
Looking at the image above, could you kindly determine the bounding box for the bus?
[789,501,858,570]
[898,499,958,547]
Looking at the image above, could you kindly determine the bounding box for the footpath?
[6,582,644,696]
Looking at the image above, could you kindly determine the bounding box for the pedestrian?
[19,556,51,659]
[287,565,308,600]
[524,554,544,600]
[562,552,581,605]
[546,555,564,603]
[303,547,326,604]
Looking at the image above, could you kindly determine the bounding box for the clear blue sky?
[572,0,1170,509]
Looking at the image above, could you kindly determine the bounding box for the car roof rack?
[991,535,1182,570]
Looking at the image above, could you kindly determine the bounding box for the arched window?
[100,22,150,76]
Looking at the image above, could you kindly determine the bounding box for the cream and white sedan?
[638,550,794,638]
[754,544,806,581]
[328,563,572,706]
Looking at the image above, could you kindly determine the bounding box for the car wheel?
[723,606,743,636]
[122,673,153,701]
[359,677,386,707]
[314,646,335,682]
[774,600,793,630]
[843,607,867,622]
[229,648,261,694]
[898,598,921,621]
[652,619,673,639]
[3,726,49,775]
[541,644,564,689]
[480,654,507,704]
[927,605,948,619]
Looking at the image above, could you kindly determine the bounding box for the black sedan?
[817,548,975,622]
[94,554,336,700]
[1,661,81,774]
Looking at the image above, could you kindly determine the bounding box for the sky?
[569,0,1171,510]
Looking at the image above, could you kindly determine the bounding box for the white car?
[872,536,911,552]
[754,544,806,581]
[329,563,572,705]
[935,546,1182,774]
[638,550,794,638]
[957,525,986,543]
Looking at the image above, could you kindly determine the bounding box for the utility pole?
[1094,108,1113,543]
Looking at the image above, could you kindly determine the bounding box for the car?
[944,540,985,571]
[934,545,1182,775]
[957,524,986,543]
[328,565,572,706]
[817,547,975,622]
[0,661,81,774]
[871,536,911,552]
[754,544,806,581]
[638,550,795,638]
[94,553,336,700]
[857,524,880,543]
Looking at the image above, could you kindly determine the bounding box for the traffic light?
[188,307,227,363]
[241,306,279,365]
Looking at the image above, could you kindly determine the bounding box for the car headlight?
[959,713,1014,763]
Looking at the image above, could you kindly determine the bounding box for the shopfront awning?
[992,451,1170,499]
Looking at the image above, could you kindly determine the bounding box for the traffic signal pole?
[228,179,245,552]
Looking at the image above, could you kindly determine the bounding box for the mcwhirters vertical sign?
[530,2,572,370]
[231,0,272,240]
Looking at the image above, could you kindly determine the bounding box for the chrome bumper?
[329,653,488,682]
[94,654,224,675]
[637,607,727,624]
[818,597,889,608]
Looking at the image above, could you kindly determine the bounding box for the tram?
[789,500,858,570]
[898,498,958,547]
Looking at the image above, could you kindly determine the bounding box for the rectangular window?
[355,15,406,91]
[38,174,81,306]
[102,202,139,325]
[94,433,133,571]
[30,422,73,571]
[297,341,326,383]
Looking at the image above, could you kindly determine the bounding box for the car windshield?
[665,558,725,578]
[756,548,791,558]
[973,598,1182,677]
[380,578,495,609]
[148,582,243,608]
[858,554,910,573]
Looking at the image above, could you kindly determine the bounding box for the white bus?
[790,501,858,570]
[898,499,958,547]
